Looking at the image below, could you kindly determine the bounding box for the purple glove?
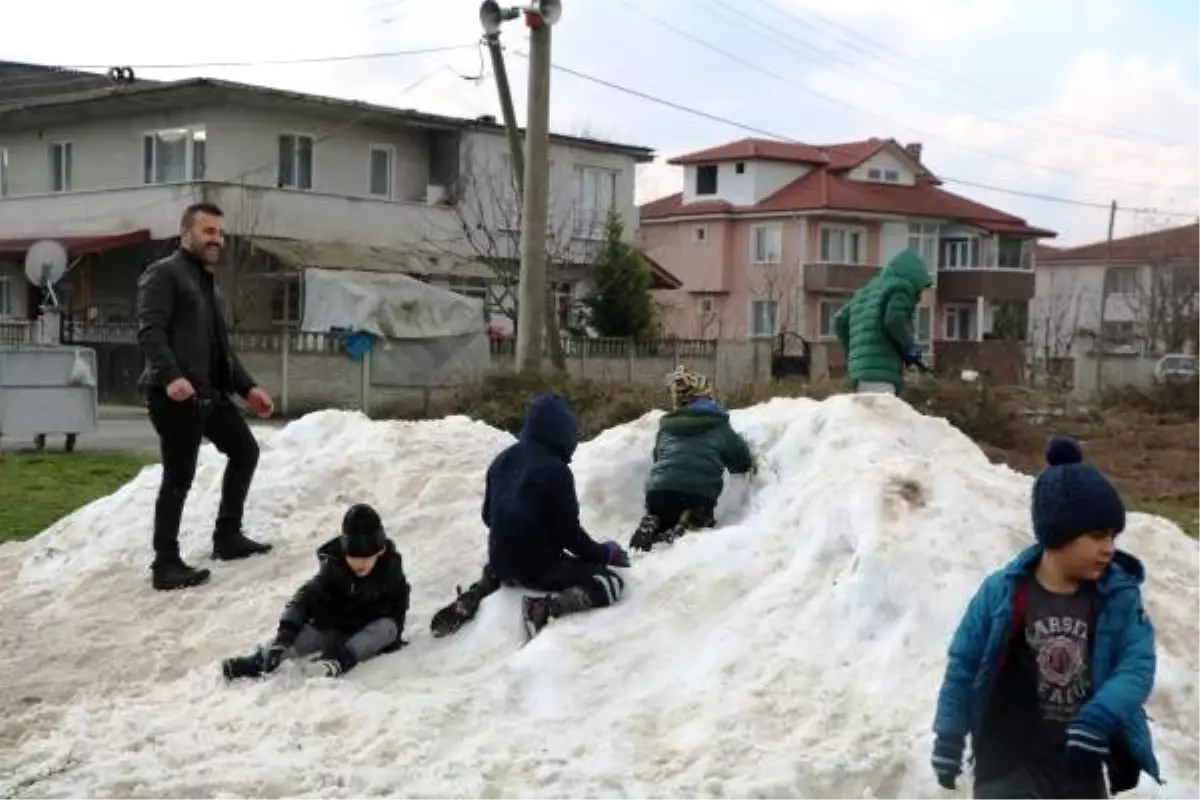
[602,541,630,567]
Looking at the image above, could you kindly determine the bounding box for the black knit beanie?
[341,503,386,557]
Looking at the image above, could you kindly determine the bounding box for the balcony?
[802,261,880,294]
[0,181,457,250]
[936,267,1034,301]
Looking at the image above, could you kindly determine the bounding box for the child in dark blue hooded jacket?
[429,393,630,640]
[931,437,1160,799]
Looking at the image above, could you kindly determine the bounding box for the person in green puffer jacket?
[628,366,754,552]
[834,248,933,394]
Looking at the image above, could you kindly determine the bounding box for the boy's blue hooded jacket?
[932,544,1160,787]
[484,393,608,584]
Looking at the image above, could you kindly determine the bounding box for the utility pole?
[514,11,553,373]
[483,34,524,192]
[1094,199,1118,394]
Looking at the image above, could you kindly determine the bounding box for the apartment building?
[1032,222,1199,368]
[639,137,1056,377]
[0,62,675,333]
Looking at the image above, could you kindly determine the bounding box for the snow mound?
[0,395,1196,798]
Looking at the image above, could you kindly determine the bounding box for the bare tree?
[428,139,602,369]
[748,260,798,339]
[218,181,268,330]
[1127,234,1199,355]
[1029,269,1083,385]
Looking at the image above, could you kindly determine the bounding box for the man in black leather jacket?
[136,202,275,591]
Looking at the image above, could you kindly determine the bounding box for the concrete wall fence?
[55,323,774,415]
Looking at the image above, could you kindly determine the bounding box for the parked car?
[1153,353,1198,383]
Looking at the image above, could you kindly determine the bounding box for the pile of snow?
[0,394,1196,798]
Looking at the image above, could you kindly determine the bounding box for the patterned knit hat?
[1031,436,1126,549]
[665,366,711,409]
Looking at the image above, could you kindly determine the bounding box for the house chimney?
[476,114,498,125]
[905,142,923,162]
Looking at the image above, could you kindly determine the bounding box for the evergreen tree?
[583,209,656,341]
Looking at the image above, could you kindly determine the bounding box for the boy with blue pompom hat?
[931,436,1161,798]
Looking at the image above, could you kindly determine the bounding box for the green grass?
[1129,498,1200,539]
[0,451,158,544]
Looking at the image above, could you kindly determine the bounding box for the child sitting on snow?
[931,436,1161,798]
[429,392,630,641]
[221,503,410,680]
[628,366,754,552]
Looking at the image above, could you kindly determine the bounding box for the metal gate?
[61,322,144,405]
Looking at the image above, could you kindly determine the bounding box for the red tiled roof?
[643,137,1052,237]
[1038,222,1198,264]
[668,137,896,169]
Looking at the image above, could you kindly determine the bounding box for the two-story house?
[1031,222,1199,378]
[638,137,1055,378]
[0,62,676,335]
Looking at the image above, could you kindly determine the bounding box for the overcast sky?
[6,0,1198,246]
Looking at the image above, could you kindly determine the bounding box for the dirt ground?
[985,412,1199,537]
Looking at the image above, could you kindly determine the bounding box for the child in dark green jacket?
[628,366,754,552]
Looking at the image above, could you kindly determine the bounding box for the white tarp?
[300,267,485,339]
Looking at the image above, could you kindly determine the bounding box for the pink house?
[639,137,1056,378]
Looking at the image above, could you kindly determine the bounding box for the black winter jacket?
[278,536,411,638]
[485,393,608,584]
[135,247,256,398]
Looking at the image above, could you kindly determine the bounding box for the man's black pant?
[523,557,625,608]
[146,388,260,560]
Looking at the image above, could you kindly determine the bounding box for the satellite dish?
[24,239,69,308]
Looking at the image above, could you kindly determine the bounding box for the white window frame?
[695,164,718,196]
[692,224,708,245]
[367,143,395,199]
[883,169,900,183]
[277,132,315,191]
[573,164,618,241]
[748,298,778,339]
[0,146,7,197]
[907,222,940,286]
[749,223,783,265]
[944,303,976,341]
[867,168,882,181]
[817,223,866,265]
[698,295,715,314]
[939,236,981,270]
[142,125,206,185]
[50,141,72,193]
[817,299,846,340]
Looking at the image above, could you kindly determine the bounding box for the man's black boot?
[212,529,273,561]
[151,556,212,591]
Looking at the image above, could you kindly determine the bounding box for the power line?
[30,44,478,73]
[612,1,1194,193]
[507,51,1199,220]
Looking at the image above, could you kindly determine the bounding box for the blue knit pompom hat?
[1031,436,1126,549]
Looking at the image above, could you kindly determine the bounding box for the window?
[749,299,778,338]
[270,277,302,324]
[818,225,863,264]
[883,169,900,183]
[818,300,845,339]
[1101,321,1136,347]
[907,222,938,278]
[750,224,783,264]
[698,296,715,314]
[143,127,206,184]
[944,304,977,341]
[940,237,980,269]
[0,147,7,197]
[278,134,314,190]
[50,142,72,192]
[1106,267,1138,295]
[369,145,394,198]
[696,164,717,195]
[867,168,881,180]
[692,225,707,244]
[0,270,10,316]
[574,165,617,239]
[916,306,932,342]
[735,162,745,174]
[997,237,1028,269]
